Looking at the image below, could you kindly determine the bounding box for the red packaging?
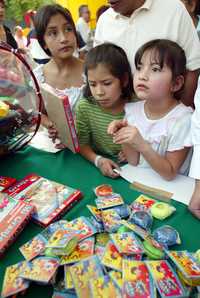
[4,174,83,227]
[0,200,34,257]
[0,176,17,191]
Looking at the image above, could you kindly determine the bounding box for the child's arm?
[113,125,190,181]
[79,144,120,178]
[122,144,140,166]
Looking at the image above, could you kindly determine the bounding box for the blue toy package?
[129,210,153,230]
[153,225,181,248]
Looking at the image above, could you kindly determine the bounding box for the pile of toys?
[1,184,200,298]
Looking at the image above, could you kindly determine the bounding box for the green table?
[0,146,200,297]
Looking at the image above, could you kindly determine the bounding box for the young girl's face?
[44,13,77,59]
[134,49,175,102]
[88,63,124,111]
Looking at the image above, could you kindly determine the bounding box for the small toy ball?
[94,184,113,196]
[128,211,153,230]
[150,202,176,220]
[113,204,131,219]
[195,249,200,263]
[153,225,181,247]
[143,236,165,259]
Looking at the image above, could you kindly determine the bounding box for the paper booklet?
[40,83,79,153]
[116,164,195,206]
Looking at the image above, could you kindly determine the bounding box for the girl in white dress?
[108,39,193,180]
[33,4,84,128]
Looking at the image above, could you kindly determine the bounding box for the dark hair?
[184,0,200,16]
[0,0,5,6]
[135,39,186,97]
[34,4,77,56]
[96,5,109,21]
[78,5,88,17]
[83,43,133,101]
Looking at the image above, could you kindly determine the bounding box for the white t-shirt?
[125,101,193,175]
[95,0,200,72]
[34,65,84,114]
[189,76,200,179]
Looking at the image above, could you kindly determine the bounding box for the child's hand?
[113,126,146,151]
[48,123,66,149]
[97,157,120,178]
[118,150,127,163]
[48,123,58,143]
[107,119,127,135]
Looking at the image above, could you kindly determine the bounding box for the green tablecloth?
[0,146,200,297]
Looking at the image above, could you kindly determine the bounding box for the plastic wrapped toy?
[0,41,42,156]
[128,211,153,230]
[153,225,181,248]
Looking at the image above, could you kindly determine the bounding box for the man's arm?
[189,75,200,218]
[181,69,200,107]
[189,180,200,219]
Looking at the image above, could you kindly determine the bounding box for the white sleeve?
[177,4,200,70]
[94,14,105,47]
[189,76,200,178]
[124,103,136,125]
[167,112,192,151]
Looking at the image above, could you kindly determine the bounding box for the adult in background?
[188,76,200,220]
[26,10,50,64]
[0,0,17,49]
[96,5,109,21]
[76,4,91,44]
[181,0,200,39]
[95,0,200,107]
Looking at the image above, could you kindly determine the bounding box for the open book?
[40,83,79,153]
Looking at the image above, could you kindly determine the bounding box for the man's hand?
[189,180,200,219]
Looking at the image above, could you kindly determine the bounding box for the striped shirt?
[75,99,124,157]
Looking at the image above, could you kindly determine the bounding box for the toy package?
[1,261,30,298]
[122,259,156,298]
[89,274,122,297]
[0,176,16,191]
[4,173,82,227]
[70,255,104,297]
[167,250,200,286]
[0,193,34,257]
[60,237,95,265]
[0,41,42,156]
[146,260,186,298]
